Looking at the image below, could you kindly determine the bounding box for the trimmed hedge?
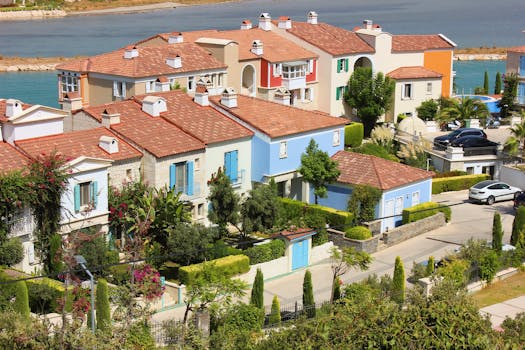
[432,174,490,194]
[344,226,372,240]
[278,198,354,227]
[244,239,286,265]
[432,170,467,178]
[345,123,364,148]
[179,255,250,285]
[402,202,452,224]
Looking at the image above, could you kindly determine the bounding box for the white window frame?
[337,59,345,72]
[79,181,93,209]
[303,87,314,102]
[282,65,306,79]
[426,82,432,94]
[279,141,288,159]
[217,73,223,87]
[402,83,413,100]
[145,80,155,93]
[113,81,126,98]
[412,191,420,206]
[61,75,79,93]
[332,130,341,146]
[187,76,195,91]
[194,158,200,171]
[273,63,282,77]
[307,59,314,74]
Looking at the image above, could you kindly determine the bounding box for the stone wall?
[382,212,446,246]
[327,229,380,254]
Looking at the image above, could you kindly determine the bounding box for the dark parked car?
[433,128,487,148]
[450,136,498,148]
[514,191,525,210]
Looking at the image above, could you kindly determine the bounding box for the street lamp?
[75,255,95,333]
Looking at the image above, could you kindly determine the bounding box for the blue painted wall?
[312,184,351,210]
[251,135,270,182]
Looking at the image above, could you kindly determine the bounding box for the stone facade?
[327,229,380,254]
[382,212,446,246]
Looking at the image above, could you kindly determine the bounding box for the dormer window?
[61,74,79,94]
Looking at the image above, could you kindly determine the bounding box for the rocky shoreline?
[454,53,506,61]
[0,9,66,20]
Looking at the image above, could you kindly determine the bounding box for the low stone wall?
[382,212,446,247]
[327,229,380,254]
[0,9,66,20]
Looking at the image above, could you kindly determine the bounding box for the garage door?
[292,239,309,270]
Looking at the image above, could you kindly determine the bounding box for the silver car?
[469,180,522,205]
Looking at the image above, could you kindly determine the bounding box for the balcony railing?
[175,183,202,199]
[231,169,246,188]
[6,211,35,238]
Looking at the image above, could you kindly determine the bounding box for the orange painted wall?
[424,50,453,97]
[306,60,317,82]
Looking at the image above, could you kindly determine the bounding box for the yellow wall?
[424,50,453,97]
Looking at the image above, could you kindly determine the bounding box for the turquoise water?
[453,60,506,95]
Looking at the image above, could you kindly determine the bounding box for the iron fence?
[263,299,332,328]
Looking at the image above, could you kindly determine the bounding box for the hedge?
[278,198,354,227]
[345,123,364,148]
[26,277,73,314]
[402,202,452,224]
[244,239,286,265]
[344,226,372,240]
[179,255,250,285]
[432,174,490,194]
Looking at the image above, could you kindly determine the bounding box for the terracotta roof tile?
[332,151,432,190]
[133,90,253,145]
[392,35,454,52]
[0,99,32,123]
[273,227,316,241]
[387,66,442,80]
[16,127,142,162]
[284,22,374,56]
[83,100,205,158]
[508,46,525,54]
[210,95,347,138]
[56,42,226,77]
[0,142,30,174]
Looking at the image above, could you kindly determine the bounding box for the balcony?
[281,62,307,91]
[175,183,202,200]
[231,169,246,188]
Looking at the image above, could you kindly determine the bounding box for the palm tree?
[438,97,490,128]
[505,113,525,155]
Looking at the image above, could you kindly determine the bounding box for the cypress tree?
[13,281,30,320]
[392,256,405,304]
[269,295,281,326]
[483,71,489,94]
[302,269,315,318]
[250,268,264,310]
[48,233,63,275]
[96,278,111,332]
[511,207,525,248]
[426,256,435,276]
[332,277,342,301]
[495,72,502,94]
[492,212,503,252]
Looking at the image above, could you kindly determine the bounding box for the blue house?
[211,91,347,201]
[315,151,433,233]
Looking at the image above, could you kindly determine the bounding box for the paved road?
[153,189,517,321]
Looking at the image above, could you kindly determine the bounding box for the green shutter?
[74,184,80,212]
[336,87,341,100]
[345,58,349,72]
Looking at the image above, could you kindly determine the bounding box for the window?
[426,82,432,94]
[332,130,340,146]
[412,191,420,206]
[113,81,126,98]
[169,161,194,195]
[402,83,413,99]
[337,58,349,73]
[273,63,282,77]
[520,56,525,76]
[74,181,98,212]
[187,76,195,91]
[194,158,200,170]
[61,74,79,93]
[145,81,155,93]
[217,73,223,87]
[307,59,314,74]
[224,150,239,183]
[198,203,204,217]
[335,86,347,100]
[519,83,525,105]
[282,64,306,79]
[279,141,287,158]
[303,87,314,102]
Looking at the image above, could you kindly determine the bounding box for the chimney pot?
[251,40,263,56]
[123,46,139,59]
[278,16,292,29]
[168,32,184,44]
[258,12,272,31]
[5,99,23,118]
[166,55,182,69]
[220,88,237,108]
[363,19,373,30]
[99,135,119,154]
[101,109,121,126]
[240,20,253,30]
[307,11,318,25]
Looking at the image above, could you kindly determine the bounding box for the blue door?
[292,239,309,270]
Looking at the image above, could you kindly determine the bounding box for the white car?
[469,180,522,205]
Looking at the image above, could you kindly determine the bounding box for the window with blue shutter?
[74,184,81,212]
[224,150,238,183]
[91,181,98,209]
[169,163,176,189]
[520,56,525,75]
[186,161,194,196]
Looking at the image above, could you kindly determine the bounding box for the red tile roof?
[16,127,142,162]
[0,142,30,174]
[210,95,347,138]
[56,42,226,77]
[392,35,455,52]
[82,100,205,158]
[508,46,525,54]
[150,28,318,63]
[332,151,432,190]
[133,90,253,145]
[284,22,374,56]
[274,227,316,241]
[387,66,442,80]
[0,99,32,123]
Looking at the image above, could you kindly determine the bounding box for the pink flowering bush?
[133,264,164,300]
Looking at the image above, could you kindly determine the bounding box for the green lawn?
[471,271,525,308]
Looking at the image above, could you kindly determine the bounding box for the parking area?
[423,126,512,146]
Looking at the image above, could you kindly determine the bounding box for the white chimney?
[258,12,271,31]
[240,20,252,30]
[221,88,237,108]
[142,96,167,117]
[166,55,182,69]
[278,16,292,29]
[168,32,184,44]
[123,46,139,59]
[5,99,23,118]
[155,77,171,92]
[307,11,318,25]
[363,19,373,30]
[251,40,263,56]
[194,84,209,107]
[101,108,121,126]
[61,93,83,112]
[99,135,119,154]
[274,88,291,106]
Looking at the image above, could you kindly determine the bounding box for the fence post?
[294,301,298,320]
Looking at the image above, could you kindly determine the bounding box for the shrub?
[278,198,354,227]
[354,142,399,162]
[207,240,242,260]
[492,212,503,252]
[13,281,30,320]
[108,264,130,286]
[78,235,119,277]
[479,250,499,283]
[244,239,285,265]
[179,255,250,285]
[345,123,364,148]
[0,238,24,266]
[392,256,405,304]
[26,277,72,314]
[303,270,315,318]
[48,233,63,276]
[344,226,372,240]
[269,295,281,326]
[402,202,451,224]
[511,207,525,248]
[250,268,264,310]
[432,174,490,194]
[432,170,467,178]
[96,278,111,332]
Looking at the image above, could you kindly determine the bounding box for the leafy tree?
[500,312,525,345]
[96,278,111,332]
[344,67,395,137]
[511,206,525,248]
[210,303,264,350]
[347,184,382,223]
[250,268,264,310]
[483,70,489,94]
[166,223,218,266]
[479,250,499,283]
[269,295,281,326]
[207,168,241,236]
[329,247,372,302]
[77,234,118,277]
[392,256,405,304]
[505,115,525,154]
[438,96,490,127]
[492,211,503,252]
[426,256,435,276]
[494,71,502,94]
[498,72,519,118]
[13,281,30,321]
[0,237,24,266]
[298,139,340,205]
[302,269,315,318]
[416,99,439,121]
[436,258,469,288]
[241,180,280,236]
[108,180,148,242]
